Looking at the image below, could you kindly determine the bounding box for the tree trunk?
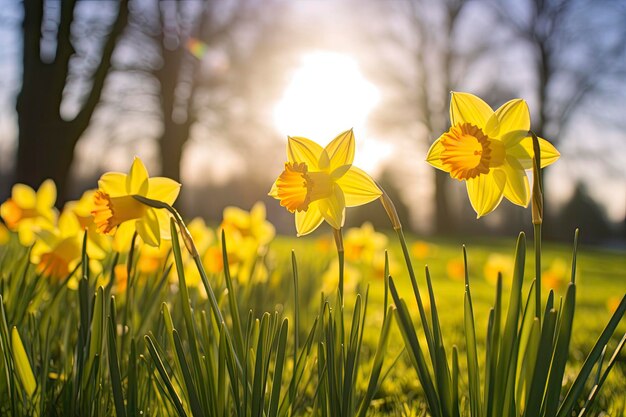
[15,0,128,204]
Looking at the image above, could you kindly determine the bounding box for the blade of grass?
[389,276,441,417]
[107,310,126,417]
[145,334,188,417]
[557,295,626,417]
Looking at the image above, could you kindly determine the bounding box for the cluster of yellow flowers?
[0,92,559,291]
[0,158,275,293]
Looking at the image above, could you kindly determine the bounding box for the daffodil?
[426,92,560,217]
[344,222,387,262]
[345,222,397,279]
[269,129,382,236]
[0,223,9,245]
[216,203,275,284]
[66,190,110,260]
[0,180,57,245]
[483,253,514,286]
[92,157,181,247]
[31,210,83,281]
[221,202,275,247]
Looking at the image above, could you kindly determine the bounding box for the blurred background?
[0,0,625,243]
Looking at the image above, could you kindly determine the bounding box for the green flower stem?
[132,195,243,375]
[379,189,436,360]
[534,222,542,319]
[531,132,544,319]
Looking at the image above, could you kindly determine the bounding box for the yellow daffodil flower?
[0,223,9,245]
[217,203,274,284]
[426,92,560,217]
[344,222,387,263]
[92,157,181,247]
[31,210,83,281]
[0,180,57,245]
[446,258,465,282]
[483,253,514,286]
[137,240,171,274]
[221,202,275,246]
[65,190,111,260]
[340,222,399,281]
[269,129,382,236]
[542,257,568,291]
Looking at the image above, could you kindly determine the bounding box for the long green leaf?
[11,326,36,398]
[107,311,126,417]
[389,276,441,417]
[145,334,188,417]
[557,295,626,417]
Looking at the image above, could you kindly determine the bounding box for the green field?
[1,225,624,416]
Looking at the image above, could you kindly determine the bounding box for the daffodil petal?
[154,209,173,240]
[12,184,37,209]
[502,157,530,207]
[466,170,506,218]
[127,157,149,195]
[425,138,446,170]
[34,228,57,249]
[287,136,323,169]
[494,99,530,142]
[17,221,37,246]
[511,137,560,169]
[268,181,279,198]
[136,208,160,247]
[58,210,80,237]
[325,129,355,171]
[336,167,382,207]
[317,186,345,229]
[147,177,181,205]
[330,164,351,180]
[36,179,57,209]
[250,202,265,223]
[112,222,135,253]
[295,201,324,236]
[450,92,494,129]
[98,173,127,197]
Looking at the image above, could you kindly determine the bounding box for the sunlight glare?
[274,52,382,170]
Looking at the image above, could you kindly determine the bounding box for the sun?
[273,51,381,148]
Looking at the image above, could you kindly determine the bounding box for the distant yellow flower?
[113,264,129,294]
[344,222,394,279]
[92,157,180,247]
[344,222,387,262]
[412,240,434,260]
[137,240,171,274]
[218,203,274,284]
[221,202,275,246]
[31,210,82,281]
[269,130,382,236]
[426,92,560,217]
[321,259,361,295]
[483,253,514,286]
[446,258,465,282]
[542,257,568,291]
[0,223,9,245]
[180,218,214,289]
[0,180,57,245]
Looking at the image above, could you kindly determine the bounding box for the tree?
[16,0,128,203]
[135,0,284,182]
[488,0,626,141]
[361,0,492,234]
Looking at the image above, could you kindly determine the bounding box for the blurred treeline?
[0,0,625,243]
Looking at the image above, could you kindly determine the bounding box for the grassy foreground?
[0,224,624,416]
